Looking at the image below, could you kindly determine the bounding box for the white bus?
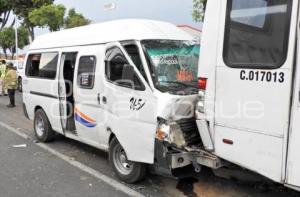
[196,0,300,191]
[23,19,202,183]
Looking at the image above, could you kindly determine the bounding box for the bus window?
[223,0,293,69]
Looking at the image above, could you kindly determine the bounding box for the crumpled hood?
[155,91,198,121]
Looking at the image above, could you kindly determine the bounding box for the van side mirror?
[122,64,135,84]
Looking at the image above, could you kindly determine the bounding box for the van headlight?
[156,121,186,148]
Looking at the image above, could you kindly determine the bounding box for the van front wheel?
[109,137,146,183]
[34,109,55,142]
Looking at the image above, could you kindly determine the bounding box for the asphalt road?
[0,92,300,197]
[0,123,127,197]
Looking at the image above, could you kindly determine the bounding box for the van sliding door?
[72,46,107,148]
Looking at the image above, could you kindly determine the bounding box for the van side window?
[77,56,96,89]
[26,52,58,79]
[223,0,292,69]
[123,44,149,84]
[105,47,145,91]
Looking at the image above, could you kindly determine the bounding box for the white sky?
[35,0,200,35]
[3,0,201,54]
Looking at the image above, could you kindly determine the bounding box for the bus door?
[214,0,298,182]
[286,6,300,188]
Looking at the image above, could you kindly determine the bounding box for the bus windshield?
[142,40,200,93]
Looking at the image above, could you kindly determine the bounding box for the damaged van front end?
[152,94,223,177]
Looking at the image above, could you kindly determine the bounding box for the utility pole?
[14,15,18,61]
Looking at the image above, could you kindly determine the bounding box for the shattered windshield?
[142,40,200,93]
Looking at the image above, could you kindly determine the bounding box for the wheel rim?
[35,116,45,137]
[113,143,133,175]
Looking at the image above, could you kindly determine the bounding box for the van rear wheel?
[34,109,55,142]
[109,137,146,183]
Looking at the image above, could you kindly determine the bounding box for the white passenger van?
[23,19,201,183]
[196,0,300,191]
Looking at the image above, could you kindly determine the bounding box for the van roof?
[29,19,193,50]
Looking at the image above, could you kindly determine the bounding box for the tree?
[0,0,13,30]
[11,0,54,41]
[0,26,29,59]
[64,8,91,29]
[29,4,65,32]
[17,26,30,49]
[0,27,13,58]
[192,0,207,22]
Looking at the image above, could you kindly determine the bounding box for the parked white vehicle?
[196,0,300,191]
[23,19,201,183]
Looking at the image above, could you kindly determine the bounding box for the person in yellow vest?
[0,59,7,96]
[4,63,17,107]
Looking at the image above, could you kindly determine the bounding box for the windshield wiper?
[160,81,198,89]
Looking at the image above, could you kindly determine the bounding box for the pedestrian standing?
[4,63,17,108]
[0,60,7,96]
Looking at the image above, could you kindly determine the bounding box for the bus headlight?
[156,121,186,148]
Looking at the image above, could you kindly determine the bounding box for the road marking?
[0,121,144,197]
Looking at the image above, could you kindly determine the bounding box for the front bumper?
[154,139,224,174]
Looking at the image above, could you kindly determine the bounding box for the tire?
[109,137,146,183]
[18,77,22,92]
[34,109,55,142]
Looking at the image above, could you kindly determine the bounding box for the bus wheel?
[34,109,55,142]
[109,137,146,183]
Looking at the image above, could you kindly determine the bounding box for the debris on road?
[12,144,27,148]
[32,140,39,143]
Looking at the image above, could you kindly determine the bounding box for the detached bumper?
[154,139,223,173]
[169,149,223,169]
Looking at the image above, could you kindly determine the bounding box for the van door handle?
[102,96,107,104]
